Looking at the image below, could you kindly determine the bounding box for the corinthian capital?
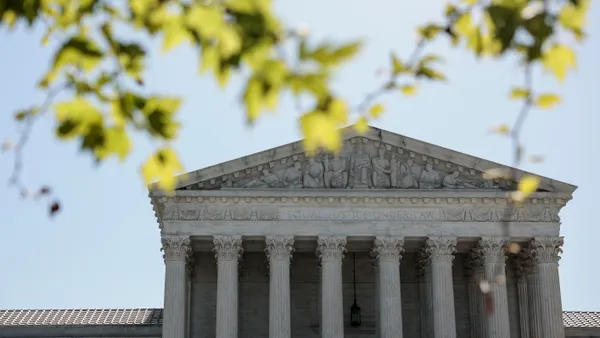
[464,248,484,277]
[529,237,564,264]
[477,237,509,264]
[161,236,192,263]
[316,236,347,263]
[425,236,457,264]
[265,236,295,263]
[372,236,405,263]
[213,235,243,263]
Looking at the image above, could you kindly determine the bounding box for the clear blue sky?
[0,1,598,311]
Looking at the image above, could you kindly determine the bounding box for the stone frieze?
[161,205,560,223]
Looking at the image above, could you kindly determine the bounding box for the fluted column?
[425,236,457,338]
[265,236,295,338]
[529,237,565,338]
[416,249,433,338]
[316,236,347,338]
[519,249,542,338]
[514,254,530,338]
[214,235,243,338]
[478,237,510,338]
[465,249,485,338]
[161,236,193,338]
[372,236,405,338]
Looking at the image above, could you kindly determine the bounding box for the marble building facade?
[3,126,597,338]
[150,127,576,338]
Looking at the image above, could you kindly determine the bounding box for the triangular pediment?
[161,126,576,194]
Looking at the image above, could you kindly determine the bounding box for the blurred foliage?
[0,0,592,213]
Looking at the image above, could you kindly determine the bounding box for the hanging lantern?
[350,252,362,327]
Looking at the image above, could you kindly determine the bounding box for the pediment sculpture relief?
[222,138,513,191]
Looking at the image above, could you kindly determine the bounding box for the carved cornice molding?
[372,236,405,263]
[316,236,347,263]
[477,237,509,265]
[158,204,561,224]
[265,236,295,264]
[425,236,457,264]
[529,237,564,264]
[161,236,192,263]
[213,235,243,264]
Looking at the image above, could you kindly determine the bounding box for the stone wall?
[189,251,523,338]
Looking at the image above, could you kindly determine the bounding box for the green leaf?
[542,44,576,83]
[415,66,446,81]
[141,97,182,139]
[369,104,384,118]
[400,84,418,96]
[559,0,589,41]
[219,26,242,58]
[162,20,190,52]
[535,94,561,109]
[509,88,530,100]
[486,5,521,53]
[95,126,132,161]
[243,77,263,124]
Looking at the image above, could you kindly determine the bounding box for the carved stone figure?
[243,169,280,188]
[442,170,479,189]
[304,158,325,188]
[349,142,371,189]
[390,154,398,188]
[324,154,348,189]
[282,162,303,189]
[419,163,440,189]
[371,148,391,189]
[398,159,420,189]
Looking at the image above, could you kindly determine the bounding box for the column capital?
[477,236,509,264]
[213,235,243,263]
[529,237,564,264]
[425,236,457,264]
[316,236,347,263]
[265,236,295,263]
[415,247,430,276]
[464,248,484,278]
[161,236,192,263]
[515,249,535,279]
[372,236,405,263]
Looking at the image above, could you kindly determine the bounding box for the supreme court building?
[2,126,600,338]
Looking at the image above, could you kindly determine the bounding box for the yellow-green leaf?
[96,126,132,161]
[489,124,510,135]
[509,88,530,100]
[327,98,348,125]
[558,0,589,40]
[511,175,540,202]
[462,0,478,5]
[391,52,405,74]
[417,24,443,40]
[141,147,184,192]
[186,5,224,38]
[54,98,104,139]
[369,104,384,118]
[354,117,369,134]
[142,96,182,139]
[299,112,342,155]
[535,94,561,109]
[219,26,242,57]
[162,20,190,52]
[400,84,417,96]
[454,13,475,37]
[52,36,104,77]
[542,44,577,82]
[243,77,263,124]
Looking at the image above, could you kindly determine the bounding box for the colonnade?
[160,235,564,338]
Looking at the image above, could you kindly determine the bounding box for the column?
[316,236,346,338]
[417,248,433,338]
[213,235,243,338]
[465,249,485,338]
[265,236,295,338]
[425,236,457,338]
[161,236,193,338]
[520,249,542,338]
[514,254,530,338]
[478,237,511,338]
[372,236,405,338]
[373,259,381,337]
[529,237,565,338]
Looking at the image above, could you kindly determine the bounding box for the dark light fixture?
[350,252,362,327]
